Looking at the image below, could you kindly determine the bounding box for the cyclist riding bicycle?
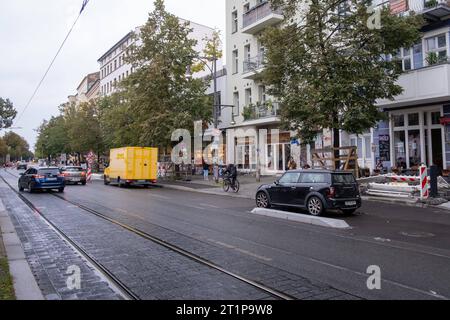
[223,164,237,187]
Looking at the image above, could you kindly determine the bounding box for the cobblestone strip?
[10,192,275,300]
[75,198,360,300]
[0,182,122,300]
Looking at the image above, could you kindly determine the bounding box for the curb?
[160,183,255,199]
[250,208,351,229]
[362,196,450,212]
[0,199,44,300]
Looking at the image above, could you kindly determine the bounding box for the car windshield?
[38,169,60,175]
[63,167,84,172]
[332,173,356,184]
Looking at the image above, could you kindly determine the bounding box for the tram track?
[2,169,294,300]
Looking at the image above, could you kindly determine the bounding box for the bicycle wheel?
[223,180,230,192]
[232,180,240,193]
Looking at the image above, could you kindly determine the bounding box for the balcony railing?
[242,1,283,29]
[404,0,450,18]
[243,53,266,74]
[242,101,279,121]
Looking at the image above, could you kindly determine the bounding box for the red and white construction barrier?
[87,168,92,182]
[420,165,429,200]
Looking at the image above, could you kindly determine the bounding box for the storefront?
[388,107,445,170]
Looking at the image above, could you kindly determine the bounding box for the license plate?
[345,201,357,206]
[138,180,146,183]
[46,178,57,182]
[72,178,81,182]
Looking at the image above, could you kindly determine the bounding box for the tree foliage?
[262,0,424,143]
[120,0,212,147]
[0,97,17,129]
[0,132,33,162]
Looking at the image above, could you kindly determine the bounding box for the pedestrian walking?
[203,161,210,181]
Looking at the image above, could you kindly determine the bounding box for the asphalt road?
[4,169,450,300]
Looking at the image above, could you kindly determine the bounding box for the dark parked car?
[60,166,87,185]
[17,163,27,170]
[18,167,65,193]
[255,170,361,216]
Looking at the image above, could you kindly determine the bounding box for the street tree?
[0,97,17,129]
[262,0,423,159]
[121,0,212,148]
[35,115,69,159]
[2,132,33,161]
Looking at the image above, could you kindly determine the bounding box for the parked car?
[18,167,65,193]
[255,169,361,216]
[17,162,27,170]
[60,166,87,185]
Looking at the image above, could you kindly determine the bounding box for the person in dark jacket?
[223,164,237,187]
[203,162,210,181]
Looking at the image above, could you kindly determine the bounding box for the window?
[413,43,423,69]
[426,34,447,63]
[279,172,301,184]
[332,174,356,184]
[431,112,441,125]
[300,173,328,184]
[232,10,238,33]
[233,92,240,116]
[393,114,405,127]
[232,50,239,74]
[395,48,412,71]
[258,86,266,103]
[119,56,122,66]
[365,136,371,159]
[245,88,252,105]
[114,60,117,70]
[243,3,250,12]
[408,113,419,126]
[244,44,251,61]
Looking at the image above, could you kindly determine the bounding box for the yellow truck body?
[104,147,158,186]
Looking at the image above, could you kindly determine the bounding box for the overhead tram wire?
[14,0,91,126]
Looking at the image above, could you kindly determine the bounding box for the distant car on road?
[17,163,27,170]
[60,166,87,185]
[255,169,361,216]
[18,167,65,193]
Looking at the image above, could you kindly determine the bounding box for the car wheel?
[28,183,34,193]
[18,184,24,192]
[82,181,86,186]
[342,209,357,215]
[104,176,110,185]
[58,188,65,193]
[256,192,271,208]
[307,196,324,216]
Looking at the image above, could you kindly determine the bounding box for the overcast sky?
[0,0,225,150]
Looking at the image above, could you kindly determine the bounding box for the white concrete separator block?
[251,208,351,229]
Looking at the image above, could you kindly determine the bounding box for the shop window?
[408,130,421,167]
[431,112,441,125]
[393,115,405,127]
[394,131,406,169]
[408,113,419,126]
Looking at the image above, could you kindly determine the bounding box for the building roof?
[76,72,100,92]
[97,31,134,63]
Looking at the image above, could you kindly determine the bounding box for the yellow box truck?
[104,147,158,187]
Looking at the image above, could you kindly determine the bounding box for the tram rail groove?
[2,169,294,300]
[0,172,139,300]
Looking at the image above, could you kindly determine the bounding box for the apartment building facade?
[98,20,222,97]
[225,0,450,174]
[68,71,100,104]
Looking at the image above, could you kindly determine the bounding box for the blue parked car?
[18,167,65,193]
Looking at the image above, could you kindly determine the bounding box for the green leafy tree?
[262,0,423,154]
[0,97,17,129]
[2,132,33,161]
[121,0,212,148]
[35,115,69,159]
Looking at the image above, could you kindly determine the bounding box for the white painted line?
[199,203,219,208]
[250,208,351,229]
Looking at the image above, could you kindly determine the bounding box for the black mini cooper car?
[255,170,361,216]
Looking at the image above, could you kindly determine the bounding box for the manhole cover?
[400,231,436,238]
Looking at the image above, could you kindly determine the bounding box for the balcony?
[407,0,450,20]
[242,101,280,121]
[242,1,284,35]
[243,53,266,79]
[378,61,450,108]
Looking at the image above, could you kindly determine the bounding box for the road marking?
[148,194,169,200]
[306,257,447,300]
[206,238,272,262]
[199,203,219,209]
[374,237,391,243]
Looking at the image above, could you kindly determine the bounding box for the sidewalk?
[159,174,278,200]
